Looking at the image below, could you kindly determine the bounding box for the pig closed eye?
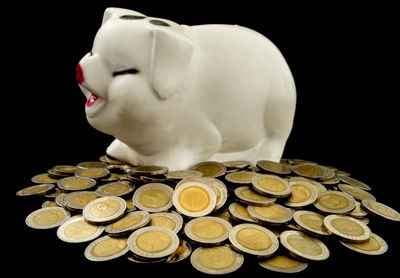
[112,68,139,77]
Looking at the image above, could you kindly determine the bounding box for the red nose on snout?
[76,63,84,85]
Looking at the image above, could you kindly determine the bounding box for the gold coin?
[256,160,292,175]
[77,161,108,169]
[314,190,355,214]
[361,199,400,221]
[285,181,318,208]
[340,233,388,255]
[190,245,244,274]
[105,211,150,236]
[31,173,58,184]
[190,161,226,178]
[338,184,376,201]
[339,176,371,191]
[323,214,371,243]
[57,176,96,191]
[25,207,70,229]
[280,230,330,261]
[225,171,258,185]
[57,215,104,243]
[149,212,183,233]
[131,165,168,176]
[165,170,203,180]
[222,160,251,170]
[234,186,276,206]
[128,226,180,259]
[292,163,331,180]
[184,216,232,244]
[289,176,327,193]
[52,165,79,175]
[133,183,174,212]
[293,210,330,236]
[166,240,192,263]
[349,201,368,218]
[75,167,110,180]
[228,223,279,257]
[95,181,134,197]
[228,202,258,223]
[84,235,129,261]
[259,254,308,273]
[16,183,55,196]
[63,191,98,211]
[83,196,126,224]
[252,174,291,198]
[247,204,292,225]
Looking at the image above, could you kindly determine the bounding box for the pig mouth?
[87,93,99,107]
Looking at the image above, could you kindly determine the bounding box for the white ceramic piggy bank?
[77,8,296,170]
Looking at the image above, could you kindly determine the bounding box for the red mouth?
[86,93,99,107]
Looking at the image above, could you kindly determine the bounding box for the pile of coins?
[17,156,400,274]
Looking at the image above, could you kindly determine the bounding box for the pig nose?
[76,63,84,85]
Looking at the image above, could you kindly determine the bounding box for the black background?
[6,1,399,277]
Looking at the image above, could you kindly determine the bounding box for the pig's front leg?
[106,139,139,166]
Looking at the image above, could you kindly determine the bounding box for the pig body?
[77,8,296,170]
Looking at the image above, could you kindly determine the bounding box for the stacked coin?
[17,157,400,274]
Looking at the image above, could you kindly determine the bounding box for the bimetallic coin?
[234,186,276,207]
[284,181,318,208]
[55,192,67,208]
[57,215,104,243]
[63,191,98,211]
[95,181,135,197]
[338,184,376,201]
[75,167,110,180]
[190,161,226,178]
[42,200,59,208]
[259,254,308,273]
[166,240,192,263]
[131,165,169,176]
[339,176,371,191]
[222,160,251,170]
[84,235,129,261]
[173,179,217,217]
[133,183,174,212]
[340,233,388,255]
[225,171,259,185]
[280,230,330,261]
[25,207,70,229]
[105,211,150,236]
[289,176,327,193]
[184,216,232,244]
[349,201,368,218]
[323,214,371,243]
[165,170,203,180]
[125,198,136,212]
[228,202,258,223]
[190,245,244,275]
[361,199,400,221]
[292,163,331,180]
[149,212,183,233]
[314,190,356,214]
[52,165,79,175]
[16,183,55,196]
[83,196,126,224]
[31,173,58,184]
[77,161,108,169]
[128,226,180,259]
[247,204,292,225]
[256,160,292,175]
[57,176,96,191]
[335,169,351,177]
[229,223,279,257]
[293,210,330,236]
[252,174,291,198]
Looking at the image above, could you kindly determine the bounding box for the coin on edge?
[252,174,291,198]
[338,184,376,201]
[323,214,371,243]
[173,179,217,217]
[57,176,97,191]
[63,191,98,211]
[361,199,400,221]
[256,160,292,175]
[228,202,258,223]
[133,183,174,212]
[259,254,308,273]
[166,240,192,263]
[229,223,279,257]
[184,216,232,244]
[280,230,330,261]
[83,196,126,224]
[190,161,226,178]
[84,235,129,261]
[190,245,244,275]
[31,173,58,184]
[57,215,104,243]
[95,181,135,197]
[149,211,184,234]
[25,207,71,229]
[105,210,150,236]
[339,176,371,191]
[292,210,330,236]
[340,233,388,255]
[128,226,180,259]
[16,183,55,196]
[247,204,293,225]
[314,190,356,214]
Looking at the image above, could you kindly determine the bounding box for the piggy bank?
[77,8,296,170]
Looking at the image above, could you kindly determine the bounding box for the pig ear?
[102,8,146,25]
[149,28,194,100]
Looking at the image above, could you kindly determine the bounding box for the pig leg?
[106,139,139,166]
